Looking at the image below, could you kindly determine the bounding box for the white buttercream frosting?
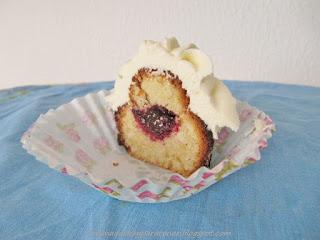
[106,37,239,138]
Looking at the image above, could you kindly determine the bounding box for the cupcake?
[106,38,239,177]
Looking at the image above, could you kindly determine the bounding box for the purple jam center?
[132,105,180,141]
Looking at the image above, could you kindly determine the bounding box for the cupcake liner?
[21,90,275,203]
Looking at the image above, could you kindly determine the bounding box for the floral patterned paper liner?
[21,90,275,203]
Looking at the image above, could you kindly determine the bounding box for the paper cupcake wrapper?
[21,90,275,203]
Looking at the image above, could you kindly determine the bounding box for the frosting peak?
[106,37,239,138]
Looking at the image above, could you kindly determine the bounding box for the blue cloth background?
[0,81,319,240]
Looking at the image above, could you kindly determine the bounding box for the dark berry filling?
[132,105,180,141]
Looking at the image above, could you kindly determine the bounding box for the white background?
[1,0,319,89]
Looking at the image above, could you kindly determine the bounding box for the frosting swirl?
[106,37,239,138]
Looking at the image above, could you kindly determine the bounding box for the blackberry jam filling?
[132,105,180,141]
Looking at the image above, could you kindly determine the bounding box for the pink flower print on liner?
[44,135,64,152]
[65,128,81,142]
[138,190,160,200]
[202,172,214,179]
[169,175,193,191]
[57,123,81,143]
[258,139,268,150]
[240,108,253,121]
[60,167,68,175]
[131,179,148,191]
[194,180,206,190]
[93,137,110,155]
[216,127,230,144]
[75,149,95,171]
[81,111,97,126]
[92,184,120,196]
[263,115,273,125]
[92,183,113,194]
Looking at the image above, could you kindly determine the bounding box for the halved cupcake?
[107,38,239,177]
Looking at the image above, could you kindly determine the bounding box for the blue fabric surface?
[0,81,319,240]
